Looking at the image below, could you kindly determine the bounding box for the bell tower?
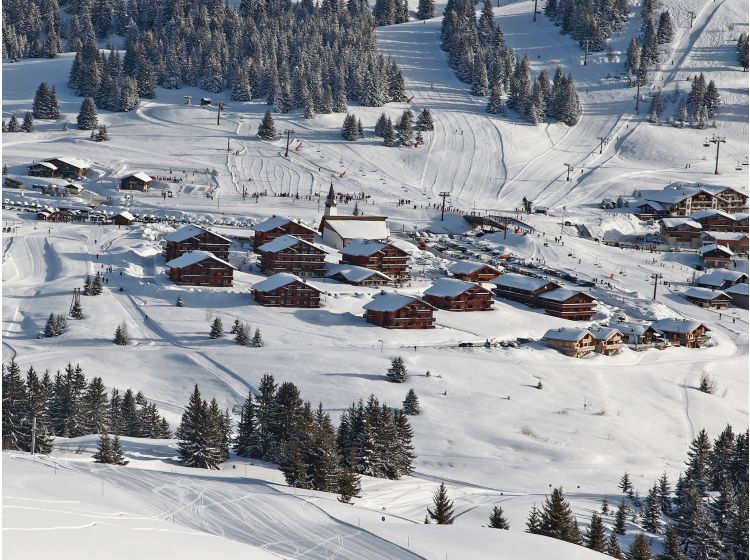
[324,182,337,216]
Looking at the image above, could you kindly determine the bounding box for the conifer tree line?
[738,33,749,72]
[217,374,416,490]
[647,73,721,129]
[2,0,63,61]
[32,82,62,120]
[25,0,408,114]
[441,0,581,126]
[2,359,171,455]
[373,0,409,27]
[544,0,631,52]
[524,425,748,560]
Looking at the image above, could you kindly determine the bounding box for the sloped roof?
[165,250,235,269]
[652,318,709,334]
[449,260,501,275]
[324,219,389,241]
[493,272,557,292]
[698,244,733,256]
[589,326,622,341]
[696,270,748,288]
[725,283,749,296]
[255,215,315,233]
[123,171,153,182]
[661,218,701,229]
[424,278,488,298]
[363,293,435,312]
[689,209,734,220]
[537,288,593,302]
[683,287,731,301]
[47,156,90,169]
[543,327,592,342]
[165,224,232,243]
[701,231,748,241]
[341,239,390,257]
[116,210,135,220]
[637,200,665,211]
[325,264,390,283]
[610,322,657,337]
[641,186,713,204]
[31,161,57,170]
[257,234,321,253]
[253,273,317,292]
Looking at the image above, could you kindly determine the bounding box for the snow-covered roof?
[165,250,235,269]
[683,287,730,301]
[324,219,389,241]
[725,283,749,296]
[661,218,701,229]
[637,200,665,211]
[493,272,556,292]
[254,215,314,233]
[257,234,320,253]
[253,273,313,292]
[363,293,434,312]
[165,224,232,243]
[341,239,390,257]
[701,231,748,241]
[696,270,748,288]
[537,288,591,302]
[698,244,733,256]
[448,260,501,275]
[542,327,592,343]
[424,278,487,298]
[589,326,622,341]
[689,209,733,221]
[610,322,656,337]
[652,318,708,334]
[124,171,153,182]
[31,161,57,170]
[47,156,90,169]
[734,213,749,221]
[641,186,713,204]
[325,265,390,283]
[117,211,135,220]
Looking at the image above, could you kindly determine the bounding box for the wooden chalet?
[492,273,559,305]
[253,215,317,250]
[165,250,235,287]
[252,273,321,307]
[542,328,596,358]
[448,260,503,282]
[611,322,660,348]
[634,201,667,219]
[703,186,749,214]
[696,270,748,290]
[28,161,58,177]
[319,215,390,249]
[698,244,733,269]
[699,231,749,253]
[113,211,135,226]
[4,176,23,189]
[689,209,742,232]
[652,319,710,348]
[44,157,90,179]
[683,287,732,309]
[119,172,153,192]
[324,264,391,286]
[659,218,702,246]
[164,224,232,261]
[363,293,435,329]
[536,288,596,321]
[340,240,410,280]
[422,278,493,311]
[588,327,624,355]
[725,283,749,309]
[257,234,326,277]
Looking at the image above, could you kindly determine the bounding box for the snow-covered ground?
[3,0,748,557]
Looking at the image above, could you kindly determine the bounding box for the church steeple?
[324,182,337,216]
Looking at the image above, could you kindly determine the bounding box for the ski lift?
[703,142,711,147]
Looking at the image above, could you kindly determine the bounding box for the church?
[318,184,390,249]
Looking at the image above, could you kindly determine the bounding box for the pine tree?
[602,495,610,515]
[44,313,57,337]
[396,110,414,146]
[489,505,510,529]
[70,299,84,320]
[92,274,103,295]
[341,113,359,141]
[375,113,389,137]
[486,84,504,114]
[7,114,20,133]
[402,389,420,415]
[386,356,407,383]
[619,472,633,494]
[394,410,415,476]
[233,391,257,457]
[686,429,712,495]
[113,323,129,345]
[177,385,222,470]
[416,0,435,20]
[234,323,249,345]
[657,526,686,560]
[309,403,340,492]
[624,37,641,74]
[614,500,627,535]
[627,533,653,560]
[383,118,397,146]
[2,359,28,451]
[77,97,98,130]
[585,512,607,552]
[709,425,735,491]
[21,112,34,133]
[252,328,263,347]
[658,473,672,514]
[209,318,224,339]
[257,111,276,140]
[657,11,674,45]
[643,484,661,534]
[606,531,624,559]
[416,108,434,131]
[471,53,489,96]
[526,505,542,533]
[110,434,129,465]
[81,377,110,435]
[704,80,721,119]
[427,482,455,524]
[230,319,241,335]
[337,448,361,503]
[93,433,113,463]
[24,367,54,454]
[539,487,581,544]
[32,82,50,119]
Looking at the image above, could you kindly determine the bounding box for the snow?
[362,293,434,312]
[117,210,135,221]
[323,219,390,242]
[698,243,733,256]
[588,326,622,341]
[725,283,749,296]
[537,288,591,302]
[651,318,708,334]
[696,269,747,287]
[542,327,591,342]
[689,209,734,220]
[165,250,235,269]
[325,264,391,283]
[164,224,232,243]
[34,161,57,170]
[447,260,497,275]
[702,231,747,241]
[123,171,153,182]
[254,215,314,233]
[48,156,91,169]
[660,217,701,229]
[424,278,486,298]
[257,233,319,253]
[492,273,555,291]
[340,239,390,257]
[252,272,306,292]
[683,286,729,301]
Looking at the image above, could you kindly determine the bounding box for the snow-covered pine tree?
[231,67,253,102]
[252,328,263,347]
[471,53,489,96]
[113,323,129,345]
[416,0,435,20]
[427,482,455,524]
[658,526,685,560]
[81,377,110,435]
[341,113,359,141]
[539,487,581,544]
[386,356,407,382]
[93,433,113,463]
[176,385,222,470]
[375,113,389,137]
[602,495,609,515]
[92,274,103,295]
[396,110,414,146]
[416,108,434,131]
[209,317,224,339]
[7,114,19,132]
[657,11,673,44]
[738,33,749,71]
[233,391,258,457]
[44,314,57,338]
[643,483,661,533]
[230,319,241,334]
[77,97,98,130]
[708,425,735,491]
[627,533,653,560]
[94,125,110,142]
[309,403,340,492]
[257,111,276,140]
[21,111,34,133]
[619,472,633,494]
[337,448,361,503]
[704,80,721,119]
[403,388,420,415]
[394,410,416,476]
[584,512,606,552]
[23,366,54,454]
[614,500,627,534]
[624,37,641,74]
[234,323,250,345]
[685,429,712,495]
[383,117,397,146]
[606,531,624,559]
[486,84,504,114]
[526,505,542,533]
[2,359,28,451]
[110,435,129,465]
[33,82,50,119]
[489,505,510,529]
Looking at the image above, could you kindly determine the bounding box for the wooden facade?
[492,274,559,305]
[589,328,624,355]
[341,242,410,280]
[253,217,316,250]
[258,235,326,277]
[253,276,321,308]
[28,162,58,177]
[166,253,235,287]
[422,281,493,312]
[542,329,596,358]
[660,219,702,245]
[699,245,733,269]
[652,320,711,348]
[113,212,134,226]
[363,295,436,329]
[164,226,232,261]
[450,262,503,282]
[45,158,89,179]
[684,289,732,309]
[537,289,597,321]
[120,173,152,191]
